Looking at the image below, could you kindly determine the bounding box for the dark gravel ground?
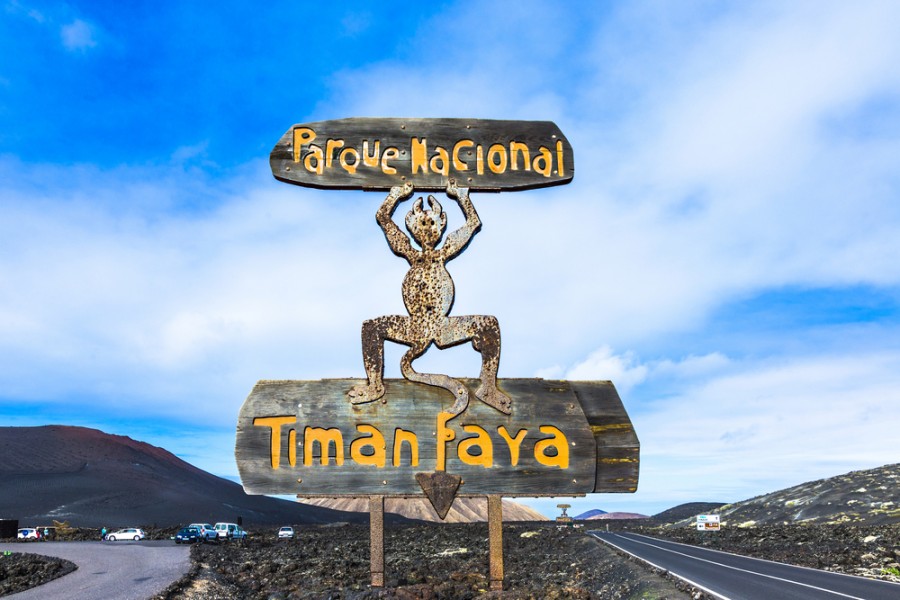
[0,551,76,597]
[153,522,694,599]
[7,521,897,598]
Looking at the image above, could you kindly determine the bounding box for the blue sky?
[2,1,899,518]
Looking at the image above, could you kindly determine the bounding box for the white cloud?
[4,2,900,512]
[60,18,97,51]
[300,2,900,372]
[632,351,900,506]
[563,346,648,392]
[5,1,46,23]
[652,353,730,378]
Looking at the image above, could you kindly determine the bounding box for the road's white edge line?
[589,532,732,600]
[612,533,868,600]
[625,532,900,587]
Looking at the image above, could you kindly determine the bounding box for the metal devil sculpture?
[348,179,510,416]
[235,117,639,590]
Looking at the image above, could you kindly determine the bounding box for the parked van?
[214,522,247,540]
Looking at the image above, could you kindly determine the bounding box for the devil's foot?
[475,383,512,414]
[348,383,385,404]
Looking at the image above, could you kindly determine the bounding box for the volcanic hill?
[651,502,726,524]
[584,511,648,520]
[0,425,365,528]
[664,463,900,527]
[574,508,607,519]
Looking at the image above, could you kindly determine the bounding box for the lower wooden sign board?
[235,378,639,499]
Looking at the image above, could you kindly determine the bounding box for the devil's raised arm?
[442,180,481,259]
[377,182,415,260]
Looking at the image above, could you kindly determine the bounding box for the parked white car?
[106,527,145,541]
[189,523,218,541]
[214,522,247,540]
[17,528,38,540]
[277,526,294,539]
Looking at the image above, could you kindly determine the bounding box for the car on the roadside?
[17,528,38,540]
[188,523,218,542]
[277,526,294,539]
[214,522,247,540]
[105,527,145,541]
[175,526,203,544]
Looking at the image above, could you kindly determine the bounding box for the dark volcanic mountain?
[652,502,726,524]
[0,425,366,528]
[663,463,900,527]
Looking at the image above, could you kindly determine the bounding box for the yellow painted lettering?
[436,411,456,471]
[339,147,360,174]
[497,426,527,466]
[350,424,385,467]
[288,428,296,467]
[457,425,493,468]
[304,427,344,466]
[476,144,484,175]
[411,138,428,174]
[556,140,564,177]
[292,127,316,163]
[325,139,344,169]
[509,142,530,171]
[392,428,419,467]
[381,147,400,175]
[452,140,473,171]
[362,140,381,167]
[534,425,569,469]
[533,146,552,177]
[487,143,508,174]
[429,146,450,176]
[303,145,324,175]
[253,416,297,469]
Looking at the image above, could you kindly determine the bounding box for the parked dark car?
[175,526,202,544]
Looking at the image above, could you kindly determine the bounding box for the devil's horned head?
[405,195,447,249]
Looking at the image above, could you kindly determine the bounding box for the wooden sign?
[235,378,638,497]
[270,118,574,191]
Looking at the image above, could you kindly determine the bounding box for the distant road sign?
[270,118,574,191]
[697,514,721,531]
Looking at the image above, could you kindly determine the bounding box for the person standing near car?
[101,526,107,540]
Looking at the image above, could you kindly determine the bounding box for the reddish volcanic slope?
[0,425,364,528]
[586,512,648,520]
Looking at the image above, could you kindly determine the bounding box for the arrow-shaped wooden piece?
[415,471,462,520]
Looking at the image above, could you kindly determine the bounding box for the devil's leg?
[348,316,402,404]
[468,316,512,414]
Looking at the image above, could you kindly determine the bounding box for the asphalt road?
[590,531,900,600]
[0,540,190,600]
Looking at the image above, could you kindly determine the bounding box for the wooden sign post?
[238,118,639,591]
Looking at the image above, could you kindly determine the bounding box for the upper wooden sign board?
[270,118,575,191]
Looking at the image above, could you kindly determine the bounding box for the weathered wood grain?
[235,379,638,497]
[270,118,574,191]
[571,381,641,493]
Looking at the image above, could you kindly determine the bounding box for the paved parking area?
[0,540,190,600]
